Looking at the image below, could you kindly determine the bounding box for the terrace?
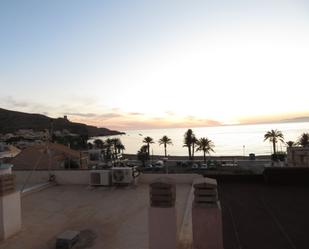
[0,170,309,249]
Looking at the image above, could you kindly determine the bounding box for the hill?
[0,108,124,137]
[280,116,309,123]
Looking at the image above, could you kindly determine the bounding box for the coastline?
[123,154,270,161]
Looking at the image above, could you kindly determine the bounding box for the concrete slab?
[0,184,191,249]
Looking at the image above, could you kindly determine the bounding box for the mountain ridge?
[0,108,124,137]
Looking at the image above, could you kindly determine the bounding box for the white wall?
[14,170,200,185]
[138,173,200,184]
[0,191,21,240]
[14,170,90,185]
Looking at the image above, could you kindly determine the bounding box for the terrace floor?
[0,184,191,249]
[1,180,309,249]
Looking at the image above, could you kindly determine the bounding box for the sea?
[93,122,309,157]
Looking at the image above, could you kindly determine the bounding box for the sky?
[1,0,309,130]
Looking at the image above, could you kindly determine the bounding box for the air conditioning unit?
[111,167,134,185]
[89,170,111,186]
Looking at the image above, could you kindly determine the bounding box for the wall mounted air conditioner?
[111,167,134,185]
[89,170,111,186]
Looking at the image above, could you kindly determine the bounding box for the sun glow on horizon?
[1,0,309,130]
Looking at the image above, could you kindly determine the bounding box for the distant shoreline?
[123,154,270,161]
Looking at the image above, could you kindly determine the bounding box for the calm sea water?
[95,122,309,156]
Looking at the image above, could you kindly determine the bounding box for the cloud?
[64,112,98,118]
[0,96,51,114]
[64,112,124,120]
[0,96,222,130]
[99,113,123,118]
[69,113,222,131]
[1,96,30,108]
[165,111,175,116]
[128,112,144,116]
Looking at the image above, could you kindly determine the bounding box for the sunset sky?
[1,0,309,130]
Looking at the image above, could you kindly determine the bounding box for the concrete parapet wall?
[14,170,90,185]
[14,170,50,186]
[139,174,200,184]
[14,171,200,186]
[0,191,21,240]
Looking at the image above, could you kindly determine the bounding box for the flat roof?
[0,184,191,249]
[1,180,308,249]
[219,182,309,249]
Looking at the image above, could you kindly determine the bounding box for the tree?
[183,129,194,160]
[264,129,284,155]
[286,141,295,148]
[158,135,173,157]
[104,138,114,161]
[298,133,309,147]
[196,137,215,163]
[137,145,149,167]
[80,134,89,149]
[115,142,125,154]
[191,135,198,160]
[143,136,154,156]
[110,138,122,155]
[94,139,104,149]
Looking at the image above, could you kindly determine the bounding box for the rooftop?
[0,183,191,249]
[219,182,309,249]
[1,173,309,249]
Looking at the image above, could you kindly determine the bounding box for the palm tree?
[104,138,114,161]
[137,145,149,167]
[298,133,309,147]
[264,129,284,155]
[116,142,125,154]
[110,138,122,155]
[158,136,173,157]
[196,137,215,163]
[183,129,194,160]
[191,135,198,160]
[286,141,295,148]
[143,136,154,156]
[93,139,104,149]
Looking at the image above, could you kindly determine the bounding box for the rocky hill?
[0,108,124,137]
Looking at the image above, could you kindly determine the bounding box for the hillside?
[0,108,124,136]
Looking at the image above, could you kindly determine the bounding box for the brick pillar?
[0,172,21,240]
[192,177,224,249]
[149,178,177,249]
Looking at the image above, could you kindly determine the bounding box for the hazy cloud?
[64,112,98,118]
[99,113,123,118]
[1,96,30,108]
[0,96,52,114]
[129,112,144,116]
[165,111,175,116]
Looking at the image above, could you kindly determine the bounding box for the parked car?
[154,160,164,168]
[200,163,208,169]
[191,163,199,169]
